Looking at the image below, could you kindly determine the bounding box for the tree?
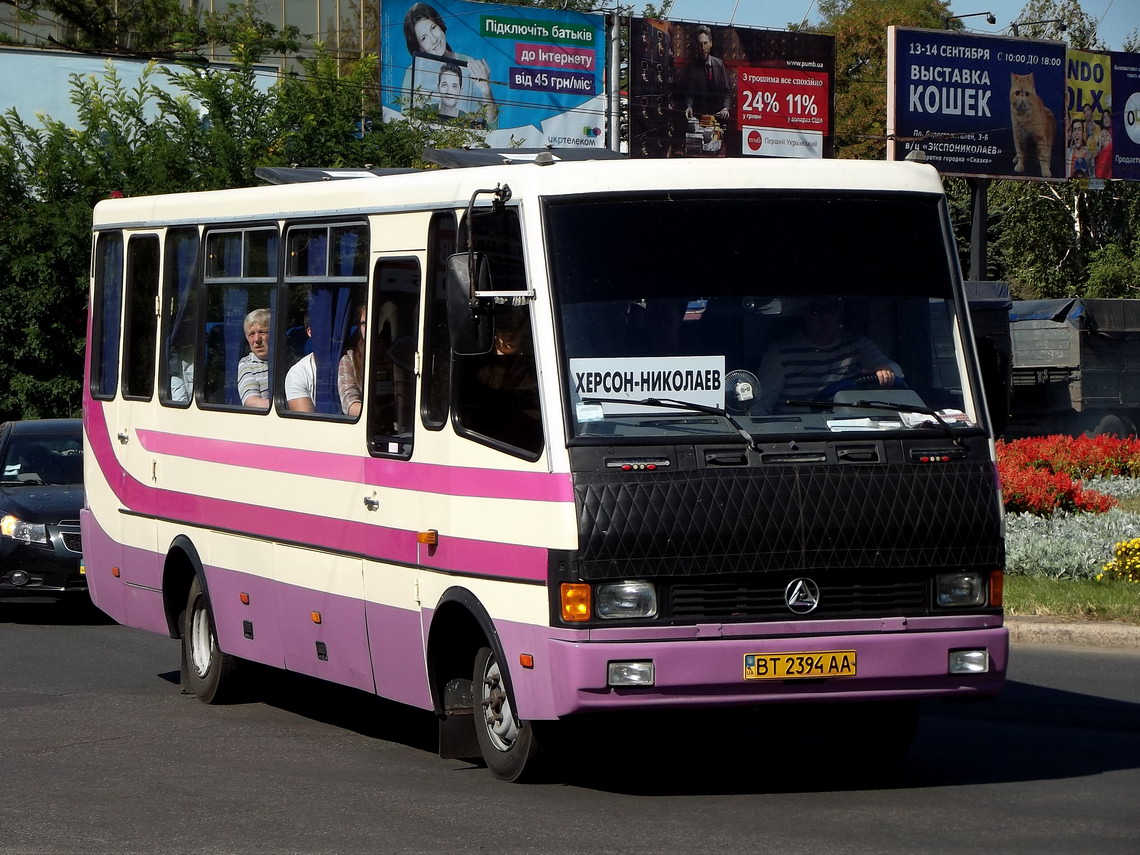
[0,0,300,59]
[0,4,490,420]
[798,0,955,159]
[1007,0,1103,49]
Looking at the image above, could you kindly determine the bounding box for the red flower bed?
[995,435,1129,515]
[996,435,1140,479]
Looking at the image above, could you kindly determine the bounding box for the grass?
[1004,574,1140,624]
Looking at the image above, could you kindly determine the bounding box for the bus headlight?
[1,514,48,544]
[935,572,985,607]
[608,661,655,687]
[596,581,657,619]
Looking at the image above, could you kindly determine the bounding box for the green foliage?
[988,173,1140,299]
[1011,0,1103,50]
[0,7,485,421]
[800,0,954,159]
[2,0,302,61]
[1005,508,1140,579]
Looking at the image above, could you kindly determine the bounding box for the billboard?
[380,0,606,149]
[629,19,834,159]
[1106,51,1140,180]
[888,27,1140,182]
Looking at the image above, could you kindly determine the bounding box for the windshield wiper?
[582,396,758,451]
[784,398,963,445]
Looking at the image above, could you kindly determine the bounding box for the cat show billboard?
[888,27,1140,182]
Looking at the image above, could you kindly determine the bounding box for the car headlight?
[1,514,48,544]
[596,581,657,619]
[935,572,986,607]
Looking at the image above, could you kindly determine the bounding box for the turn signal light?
[417,530,438,545]
[989,570,1004,607]
[111,566,121,578]
[561,583,591,622]
[311,611,322,624]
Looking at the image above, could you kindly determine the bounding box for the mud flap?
[438,676,480,760]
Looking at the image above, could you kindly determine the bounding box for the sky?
[664,1,1136,52]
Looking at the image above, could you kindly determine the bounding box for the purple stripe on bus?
[135,428,576,503]
[85,401,549,580]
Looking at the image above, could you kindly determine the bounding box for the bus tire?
[181,574,240,704]
[1089,412,1136,438]
[473,645,542,782]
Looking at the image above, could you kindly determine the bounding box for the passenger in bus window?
[237,308,271,409]
[337,305,367,418]
[756,298,901,413]
[285,313,317,412]
[169,356,194,403]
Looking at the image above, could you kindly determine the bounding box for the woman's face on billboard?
[415,19,446,55]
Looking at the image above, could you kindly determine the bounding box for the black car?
[0,419,85,599]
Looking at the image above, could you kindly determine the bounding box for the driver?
[756,298,901,414]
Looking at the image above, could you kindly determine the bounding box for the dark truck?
[1004,298,1140,438]
[965,281,1013,438]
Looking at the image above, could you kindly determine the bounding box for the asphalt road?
[2,599,1138,855]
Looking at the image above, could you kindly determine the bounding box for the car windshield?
[1,431,84,485]
[547,192,978,441]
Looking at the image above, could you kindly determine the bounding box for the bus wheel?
[181,575,240,704]
[1089,413,1136,438]
[473,646,541,782]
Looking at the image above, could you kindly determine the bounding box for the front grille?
[668,575,928,622]
[61,532,82,554]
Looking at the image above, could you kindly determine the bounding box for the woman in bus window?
[338,306,367,418]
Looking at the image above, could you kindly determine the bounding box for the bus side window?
[422,211,457,429]
[90,231,124,400]
[452,209,543,459]
[281,222,368,418]
[160,228,200,407]
[122,234,160,400]
[201,227,277,408]
[369,259,421,457]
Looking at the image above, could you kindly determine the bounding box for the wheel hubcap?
[190,598,215,678]
[480,656,519,751]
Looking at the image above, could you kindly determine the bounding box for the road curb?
[1006,616,1140,649]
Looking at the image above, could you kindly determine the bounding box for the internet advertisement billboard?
[629,19,834,159]
[888,27,1066,180]
[381,0,606,149]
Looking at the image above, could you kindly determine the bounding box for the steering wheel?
[816,372,907,399]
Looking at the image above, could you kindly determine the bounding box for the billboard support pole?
[608,12,621,153]
[968,177,990,281]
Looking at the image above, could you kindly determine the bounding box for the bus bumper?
[541,623,1008,717]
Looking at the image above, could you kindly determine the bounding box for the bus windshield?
[548,192,975,441]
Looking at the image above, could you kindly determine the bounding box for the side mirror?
[446,252,494,355]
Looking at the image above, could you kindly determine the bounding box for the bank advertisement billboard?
[381,0,606,149]
[629,19,834,159]
[888,27,1140,181]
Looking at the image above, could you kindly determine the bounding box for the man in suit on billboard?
[682,25,732,122]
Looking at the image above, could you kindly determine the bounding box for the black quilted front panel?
[574,462,1003,579]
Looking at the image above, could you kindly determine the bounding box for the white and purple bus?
[82,153,1007,781]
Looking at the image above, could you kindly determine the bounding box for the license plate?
[743,650,857,680]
